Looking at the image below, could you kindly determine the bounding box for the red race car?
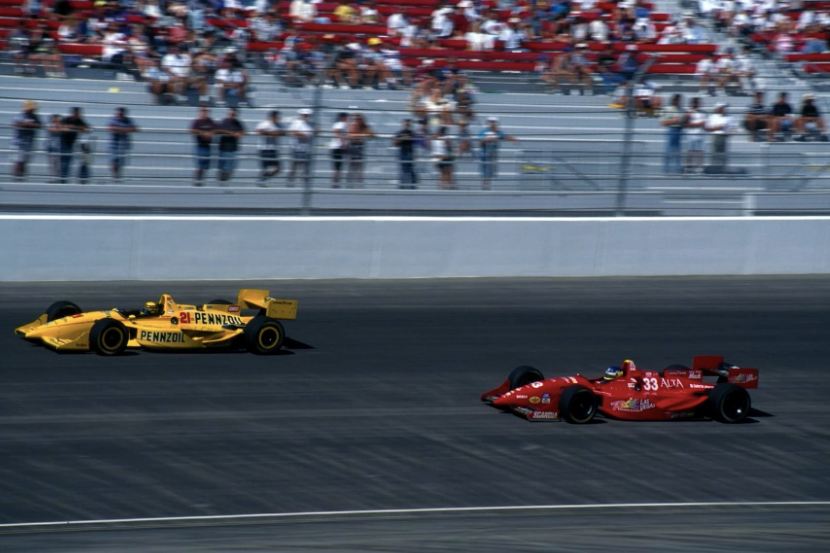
[480,356,758,424]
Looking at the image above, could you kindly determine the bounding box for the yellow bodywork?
[14,289,297,353]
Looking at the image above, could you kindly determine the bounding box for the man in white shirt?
[255,110,285,185]
[705,103,734,172]
[387,6,408,36]
[695,52,717,96]
[289,0,316,23]
[500,18,526,51]
[215,61,249,107]
[287,108,314,187]
[161,45,192,105]
[431,6,454,38]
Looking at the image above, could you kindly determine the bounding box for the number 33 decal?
[643,377,659,391]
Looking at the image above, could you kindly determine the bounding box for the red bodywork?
[480,356,758,422]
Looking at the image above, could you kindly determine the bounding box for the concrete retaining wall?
[2,215,830,281]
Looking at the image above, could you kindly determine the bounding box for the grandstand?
[2,0,830,215]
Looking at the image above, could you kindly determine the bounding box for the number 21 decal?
[179,312,192,324]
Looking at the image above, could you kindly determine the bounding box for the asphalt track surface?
[2,277,830,552]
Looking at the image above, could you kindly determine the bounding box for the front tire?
[89,319,129,356]
[559,385,597,424]
[243,316,285,355]
[708,383,751,423]
[46,300,82,322]
[508,365,545,390]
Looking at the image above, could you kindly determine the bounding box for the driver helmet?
[141,301,159,315]
[604,366,623,381]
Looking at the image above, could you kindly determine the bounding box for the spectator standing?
[660,94,686,174]
[287,108,314,187]
[11,99,42,182]
[705,103,735,173]
[190,106,216,187]
[795,93,826,140]
[393,118,418,189]
[744,91,768,142]
[216,108,246,183]
[256,110,285,186]
[432,126,454,190]
[346,113,375,188]
[478,116,517,190]
[329,112,349,188]
[107,107,138,183]
[46,114,63,183]
[59,107,90,184]
[685,97,707,174]
[768,92,794,142]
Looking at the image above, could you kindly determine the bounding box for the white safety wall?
[2,215,830,281]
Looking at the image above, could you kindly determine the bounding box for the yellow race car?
[14,289,297,356]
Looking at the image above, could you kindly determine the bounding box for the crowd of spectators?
[656,90,827,175]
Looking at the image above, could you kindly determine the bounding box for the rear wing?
[236,289,298,320]
[692,355,759,389]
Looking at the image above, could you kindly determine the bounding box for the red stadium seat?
[0,6,23,16]
[646,64,697,74]
[68,1,94,9]
[786,53,830,63]
[0,0,24,6]
[57,43,103,56]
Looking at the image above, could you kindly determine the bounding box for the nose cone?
[493,384,552,409]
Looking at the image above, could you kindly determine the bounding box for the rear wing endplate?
[236,289,298,320]
[692,355,759,389]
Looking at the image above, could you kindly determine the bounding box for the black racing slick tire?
[559,385,597,424]
[89,318,129,356]
[708,383,751,424]
[243,316,285,355]
[508,365,545,390]
[45,300,82,322]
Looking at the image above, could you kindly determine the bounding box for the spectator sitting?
[695,52,718,96]
[432,5,455,38]
[143,58,171,104]
[215,59,249,107]
[251,10,281,43]
[289,0,316,24]
[596,43,622,95]
[501,18,526,52]
[795,93,827,141]
[360,0,380,25]
[744,91,768,142]
[387,6,408,37]
[334,0,357,23]
[102,22,130,66]
[632,81,661,116]
[381,38,411,89]
[768,92,794,142]
[466,21,495,51]
[162,44,192,105]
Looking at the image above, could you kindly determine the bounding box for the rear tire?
[89,319,129,356]
[45,300,82,322]
[508,365,545,390]
[708,383,751,423]
[559,385,597,424]
[243,316,285,355]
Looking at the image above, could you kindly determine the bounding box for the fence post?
[301,83,324,215]
[615,54,657,217]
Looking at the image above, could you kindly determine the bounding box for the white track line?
[1,501,829,530]
[3,215,830,223]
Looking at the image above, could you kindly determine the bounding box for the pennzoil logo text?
[193,313,243,325]
[140,331,185,343]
